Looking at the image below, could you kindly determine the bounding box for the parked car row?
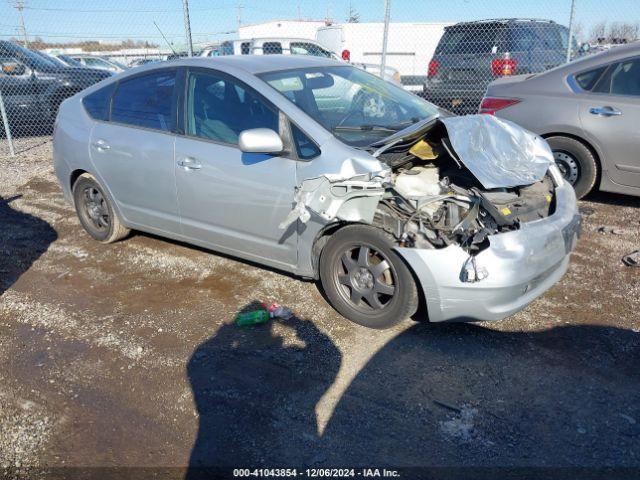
[0,41,111,130]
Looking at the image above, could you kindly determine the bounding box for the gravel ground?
[1,140,639,478]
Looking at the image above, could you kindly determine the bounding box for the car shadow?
[186,303,342,478]
[584,190,640,208]
[187,319,639,474]
[0,194,57,295]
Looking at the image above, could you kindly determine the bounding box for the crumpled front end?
[395,181,580,322]
[283,115,580,322]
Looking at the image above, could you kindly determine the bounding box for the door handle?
[92,140,110,151]
[589,106,622,117]
[177,157,202,170]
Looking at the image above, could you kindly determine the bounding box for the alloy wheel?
[82,186,110,231]
[333,244,397,313]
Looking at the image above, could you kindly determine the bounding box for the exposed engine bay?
[280,115,558,257]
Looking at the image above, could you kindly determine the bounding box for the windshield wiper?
[333,124,399,133]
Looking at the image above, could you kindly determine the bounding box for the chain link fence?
[0,0,636,156]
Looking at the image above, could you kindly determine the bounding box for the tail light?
[478,97,521,115]
[491,56,517,77]
[341,49,351,61]
[428,59,439,77]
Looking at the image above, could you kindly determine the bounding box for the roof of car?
[553,40,640,74]
[164,54,340,74]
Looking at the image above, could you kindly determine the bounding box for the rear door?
[174,68,298,267]
[89,68,181,232]
[578,57,640,187]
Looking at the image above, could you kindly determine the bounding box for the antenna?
[9,0,29,47]
[154,21,177,55]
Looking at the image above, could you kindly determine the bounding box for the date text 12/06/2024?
[232,468,401,478]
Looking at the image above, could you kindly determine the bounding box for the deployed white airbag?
[441,115,554,189]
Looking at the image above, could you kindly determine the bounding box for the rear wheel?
[73,173,130,243]
[319,225,419,329]
[547,136,598,199]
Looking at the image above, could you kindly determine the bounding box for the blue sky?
[0,0,638,46]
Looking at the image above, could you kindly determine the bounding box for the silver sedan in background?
[53,55,579,329]
[482,41,640,198]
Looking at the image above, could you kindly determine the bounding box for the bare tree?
[590,21,607,43]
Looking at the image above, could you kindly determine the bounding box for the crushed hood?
[441,115,554,189]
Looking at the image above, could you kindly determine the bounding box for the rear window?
[83,83,115,121]
[436,26,505,55]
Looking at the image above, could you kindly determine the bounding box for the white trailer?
[316,22,452,91]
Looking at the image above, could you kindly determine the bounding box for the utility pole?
[380,0,391,76]
[10,0,28,47]
[566,0,576,63]
[181,0,193,57]
[237,2,243,31]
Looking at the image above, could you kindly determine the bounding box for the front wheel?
[319,225,419,329]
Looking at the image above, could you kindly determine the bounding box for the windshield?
[58,54,83,67]
[259,65,438,147]
[0,42,61,71]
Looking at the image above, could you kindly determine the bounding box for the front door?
[90,68,181,232]
[174,68,298,268]
[578,56,640,187]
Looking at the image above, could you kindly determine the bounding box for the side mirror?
[1,61,26,76]
[238,128,284,154]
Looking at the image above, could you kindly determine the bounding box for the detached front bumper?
[395,182,581,323]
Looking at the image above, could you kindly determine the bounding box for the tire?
[546,136,598,199]
[319,225,419,329]
[72,173,130,244]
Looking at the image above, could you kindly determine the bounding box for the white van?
[200,37,401,85]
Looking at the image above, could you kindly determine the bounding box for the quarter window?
[290,124,320,159]
[111,70,177,132]
[186,71,278,144]
[575,66,607,91]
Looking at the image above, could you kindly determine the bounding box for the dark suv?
[423,19,572,114]
[0,41,111,131]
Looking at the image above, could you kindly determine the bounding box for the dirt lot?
[1,140,639,477]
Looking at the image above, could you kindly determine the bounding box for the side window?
[262,42,283,55]
[290,123,320,160]
[609,59,640,96]
[575,66,607,91]
[111,70,177,131]
[290,42,332,58]
[186,70,279,144]
[83,83,116,121]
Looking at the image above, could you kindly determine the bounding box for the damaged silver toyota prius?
[53,55,581,329]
